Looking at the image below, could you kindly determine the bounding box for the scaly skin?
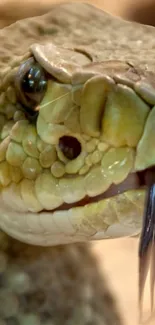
[0,3,155,245]
[0,3,155,324]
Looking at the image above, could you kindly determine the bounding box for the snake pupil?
[59,136,81,160]
[20,63,47,112]
[22,64,47,94]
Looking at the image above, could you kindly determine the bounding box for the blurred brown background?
[1,0,155,27]
[1,0,155,325]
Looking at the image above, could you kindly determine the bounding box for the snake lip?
[40,171,147,214]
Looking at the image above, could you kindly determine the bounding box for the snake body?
[0,2,155,247]
[1,3,155,324]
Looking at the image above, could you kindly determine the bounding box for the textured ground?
[0,1,155,325]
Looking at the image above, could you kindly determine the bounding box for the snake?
[0,1,155,313]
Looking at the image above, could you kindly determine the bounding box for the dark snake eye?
[15,58,47,117]
[22,65,47,98]
[59,136,82,160]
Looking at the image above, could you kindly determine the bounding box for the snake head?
[0,21,154,246]
[0,40,148,246]
[0,3,154,256]
[1,2,155,316]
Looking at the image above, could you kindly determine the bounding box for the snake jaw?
[0,169,148,246]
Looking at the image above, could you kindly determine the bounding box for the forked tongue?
[139,170,155,321]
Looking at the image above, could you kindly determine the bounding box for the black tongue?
[139,183,155,320]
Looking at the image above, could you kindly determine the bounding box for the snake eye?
[15,58,47,117]
[59,136,82,160]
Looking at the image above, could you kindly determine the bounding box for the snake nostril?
[59,136,82,160]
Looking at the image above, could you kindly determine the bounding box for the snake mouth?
[41,170,149,214]
[0,169,147,247]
